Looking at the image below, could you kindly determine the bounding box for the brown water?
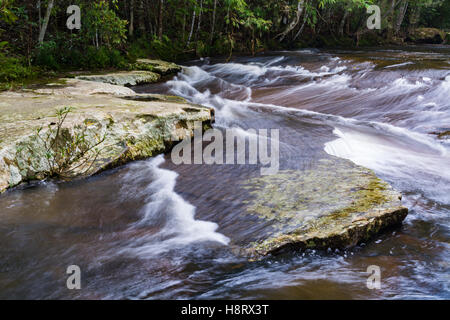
[0,46,449,299]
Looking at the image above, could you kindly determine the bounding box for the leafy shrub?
[127,38,152,62]
[0,52,35,83]
[21,107,107,179]
[33,42,128,70]
[107,48,127,68]
[33,41,60,70]
[85,46,110,69]
[149,35,182,61]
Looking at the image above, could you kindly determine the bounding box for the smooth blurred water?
[0,46,449,299]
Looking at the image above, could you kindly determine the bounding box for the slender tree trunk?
[38,0,54,44]
[387,0,397,40]
[209,0,217,45]
[339,9,349,37]
[182,0,187,41]
[195,0,203,41]
[144,0,152,34]
[129,0,134,36]
[38,0,42,36]
[293,11,309,41]
[158,0,164,40]
[138,0,145,33]
[187,5,196,46]
[395,0,408,35]
[276,0,305,42]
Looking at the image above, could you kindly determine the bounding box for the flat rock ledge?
[76,71,161,87]
[0,79,213,193]
[133,59,182,75]
[239,158,408,258]
[74,59,182,87]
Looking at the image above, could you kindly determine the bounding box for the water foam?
[123,156,229,256]
[324,127,450,203]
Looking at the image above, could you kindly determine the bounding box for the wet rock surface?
[133,59,182,75]
[73,59,182,87]
[240,158,408,257]
[76,71,161,86]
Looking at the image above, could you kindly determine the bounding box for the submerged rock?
[436,131,450,140]
[241,158,408,257]
[0,80,213,192]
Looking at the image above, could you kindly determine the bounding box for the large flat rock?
[241,158,408,257]
[76,71,160,86]
[74,59,182,87]
[0,79,213,192]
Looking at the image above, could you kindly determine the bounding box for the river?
[0,46,449,299]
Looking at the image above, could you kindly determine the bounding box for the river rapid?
[0,46,449,299]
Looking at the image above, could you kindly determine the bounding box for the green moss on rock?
[241,158,408,257]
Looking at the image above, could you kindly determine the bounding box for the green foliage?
[34,41,59,70]
[127,38,153,62]
[33,42,127,70]
[0,40,35,85]
[0,0,17,23]
[82,0,128,48]
[149,35,183,61]
[0,52,34,83]
[0,0,449,78]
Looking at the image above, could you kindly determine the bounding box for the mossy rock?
[76,71,160,86]
[407,28,446,44]
[133,59,181,76]
[240,158,408,258]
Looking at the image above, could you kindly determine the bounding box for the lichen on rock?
[132,59,182,75]
[76,71,160,87]
[241,158,408,257]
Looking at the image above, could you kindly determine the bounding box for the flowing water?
[0,46,449,299]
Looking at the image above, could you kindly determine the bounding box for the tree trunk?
[38,0,54,44]
[38,0,42,36]
[195,0,203,41]
[293,11,309,41]
[339,10,349,37]
[209,0,217,45]
[129,0,134,36]
[395,0,408,35]
[138,0,145,33]
[158,0,164,40]
[276,0,305,42]
[387,0,397,40]
[187,5,196,46]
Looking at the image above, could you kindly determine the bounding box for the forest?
[0,0,449,87]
